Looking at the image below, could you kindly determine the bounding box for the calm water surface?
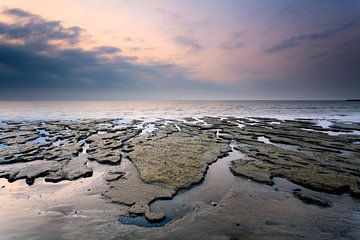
[0,101,359,121]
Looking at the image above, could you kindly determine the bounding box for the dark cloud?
[0,8,196,99]
[4,8,35,17]
[92,46,121,55]
[174,35,203,51]
[0,5,359,100]
[0,40,188,88]
[266,22,356,53]
[0,8,83,47]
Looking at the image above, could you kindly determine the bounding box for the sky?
[0,0,359,100]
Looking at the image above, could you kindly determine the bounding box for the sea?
[0,100,359,122]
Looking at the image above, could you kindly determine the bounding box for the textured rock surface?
[0,119,128,183]
[86,127,141,165]
[224,118,360,197]
[104,120,231,220]
[128,128,230,189]
[0,117,359,227]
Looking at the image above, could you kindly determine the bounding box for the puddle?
[0,159,124,239]
[215,129,220,138]
[246,118,261,123]
[37,129,48,135]
[28,136,47,144]
[150,142,241,220]
[301,128,360,136]
[0,143,7,148]
[271,177,360,207]
[118,215,171,228]
[257,136,271,144]
[113,119,132,129]
[230,120,245,128]
[140,123,156,135]
[257,136,300,151]
[316,120,333,128]
[53,139,62,146]
[193,118,207,125]
[27,129,50,144]
[182,117,211,126]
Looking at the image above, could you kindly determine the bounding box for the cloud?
[266,22,356,53]
[218,42,243,50]
[305,52,328,61]
[0,8,194,98]
[174,35,204,51]
[0,8,84,47]
[230,31,243,39]
[92,46,121,55]
[0,4,359,100]
[123,37,144,43]
[4,8,35,17]
[128,47,155,51]
[218,31,244,50]
[157,9,208,52]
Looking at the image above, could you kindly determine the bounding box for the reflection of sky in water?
[301,128,360,136]
[0,101,358,122]
[118,215,171,228]
[38,129,48,135]
[257,136,300,151]
[28,129,49,144]
[316,120,332,128]
[28,136,47,144]
[140,124,156,135]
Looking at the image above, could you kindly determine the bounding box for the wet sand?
[0,117,359,239]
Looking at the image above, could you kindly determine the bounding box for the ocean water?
[0,100,359,122]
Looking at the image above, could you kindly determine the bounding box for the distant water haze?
[0,101,359,121]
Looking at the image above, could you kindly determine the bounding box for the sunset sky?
[0,0,359,100]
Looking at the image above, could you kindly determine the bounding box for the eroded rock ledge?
[223,118,360,197]
[0,117,359,221]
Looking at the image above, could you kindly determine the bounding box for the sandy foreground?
[0,117,359,240]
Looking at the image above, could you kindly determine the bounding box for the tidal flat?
[0,117,359,240]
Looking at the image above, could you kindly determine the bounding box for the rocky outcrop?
[225,119,360,197]
[0,117,359,224]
